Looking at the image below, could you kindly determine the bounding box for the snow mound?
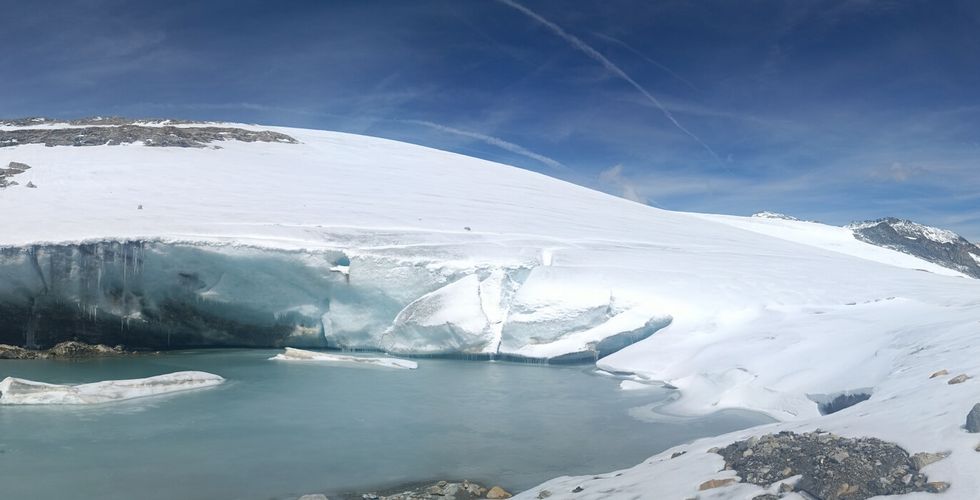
[0,371,224,405]
[270,347,418,369]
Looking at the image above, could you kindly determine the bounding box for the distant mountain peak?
[751,211,800,221]
[847,217,979,278]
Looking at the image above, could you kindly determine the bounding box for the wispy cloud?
[592,32,699,92]
[399,119,565,170]
[598,164,646,203]
[868,162,930,182]
[495,0,721,163]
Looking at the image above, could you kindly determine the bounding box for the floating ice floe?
[269,347,418,370]
[0,371,225,405]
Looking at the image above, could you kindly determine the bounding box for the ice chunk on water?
[0,371,225,405]
[270,347,417,369]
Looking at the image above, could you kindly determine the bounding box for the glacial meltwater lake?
[0,350,769,499]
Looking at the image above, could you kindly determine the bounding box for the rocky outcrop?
[0,340,129,359]
[0,124,297,149]
[0,344,44,359]
[0,161,30,188]
[1,117,205,127]
[716,431,947,499]
[847,217,980,278]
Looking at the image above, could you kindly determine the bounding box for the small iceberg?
[270,347,418,370]
[0,371,225,405]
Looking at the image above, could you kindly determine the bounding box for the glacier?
[2,120,980,498]
[0,238,664,361]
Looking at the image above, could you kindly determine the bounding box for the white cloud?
[599,164,646,203]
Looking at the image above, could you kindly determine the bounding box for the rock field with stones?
[715,431,950,499]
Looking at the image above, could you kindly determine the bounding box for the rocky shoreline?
[0,340,138,360]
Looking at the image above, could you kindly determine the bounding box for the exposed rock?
[0,123,297,149]
[0,161,30,188]
[948,374,970,385]
[348,480,489,500]
[25,181,36,188]
[1,116,205,127]
[847,217,980,279]
[486,486,512,499]
[929,369,949,379]
[299,495,329,500]
[0,341,130,359]
[912,451,950,469]
[47,341,126,358]
[926,482,950,493]
[671,451,687,459]
[751,495,780,500]
[535,490,551,499]
[966,403,980,433]
[0,344,45,359]
[6,161,31,170]
[716,431,942,499]
[697,478,737,490]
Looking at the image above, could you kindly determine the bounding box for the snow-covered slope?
[2,120,980,497]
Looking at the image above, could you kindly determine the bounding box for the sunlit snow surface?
[2,122,980,498]
[270,347,417,369]
[0,371,224,404]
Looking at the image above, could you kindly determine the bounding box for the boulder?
[912,451,950,469]
[966,403,980,433]
[486,486,512,499]
[948,374,970,385]
[698,478,737,490]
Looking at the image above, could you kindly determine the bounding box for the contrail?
[402,119,565,170]
[592,32,699,92]
[495,0,721,162]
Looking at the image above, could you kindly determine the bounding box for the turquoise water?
[0,350,768,499]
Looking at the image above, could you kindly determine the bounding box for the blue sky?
[3,0,979,239]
